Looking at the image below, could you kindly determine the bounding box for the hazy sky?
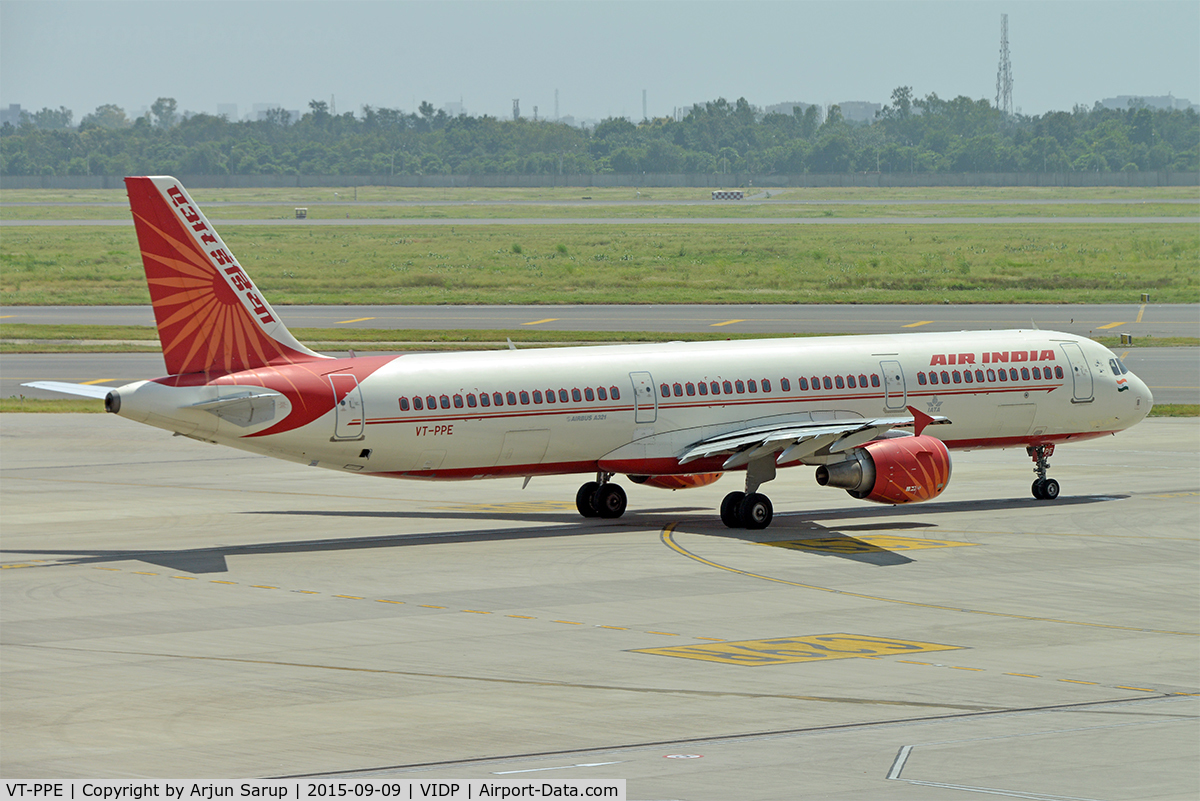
[2,1,1198,122]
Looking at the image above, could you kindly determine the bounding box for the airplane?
[26,176,1154,530]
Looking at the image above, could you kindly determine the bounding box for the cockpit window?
[1108,358,1119,375]
[1115,357,1130,375]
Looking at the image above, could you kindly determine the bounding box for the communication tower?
[996,13,1013,116]
[513,99,520,121]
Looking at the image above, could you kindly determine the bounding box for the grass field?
[3,222,1197,305]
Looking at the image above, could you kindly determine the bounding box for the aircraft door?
[630,371,657,424]
[328,374,365,440]
[1059,343,1094,402]
[880,360,906,411]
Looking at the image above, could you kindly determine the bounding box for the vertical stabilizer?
[125,176,328,375]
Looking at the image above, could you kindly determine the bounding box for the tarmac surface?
[1,414,1197,798]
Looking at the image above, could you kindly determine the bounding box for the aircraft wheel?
[576,481,600,517]
[1042,478,1060,500]
[1031,479,1046,500]
[739,492,773,530]
[720,492,745,528]
[595,483,627,519]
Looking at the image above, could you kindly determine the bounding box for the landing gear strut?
[721,455,776,530]
[576,472,627,519]
[1027,444,1060,500]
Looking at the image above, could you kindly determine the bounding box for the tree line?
[2,89,1197,177]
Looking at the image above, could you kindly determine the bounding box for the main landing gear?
[1027,444,1060,500]
[576,472,627,519]
[720,454,777,530]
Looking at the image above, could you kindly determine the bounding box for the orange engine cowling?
[628,473,723,491]
[814,435,951,504]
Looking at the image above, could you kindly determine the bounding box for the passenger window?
[532,390,543,403]
[747,379,757,393]
[610,386,620,400]
[780,378,790,391]
[597,387,607,401]
[559,389,569,402]
[467,394,477,408]
[963,371,973,384]
[493,392,504,406]
[660,383,670,397]
[723,380,733,394]
[834,376,844,389]
[1055,366,1064,379]
[859,374,868,387]
[798,377,808,390]
[762,378,771,392]
[1032,367,1041,380]
[585,387,595,401]
[997,369,1007,382]
[929,371,939,385]
[811,376,821,389]
[506,391,517,405]
[673,382,683,396]
[685,383,695,396]
[698,382,708,395]
[519,391,530,404]
[918,372,927,385]
[735,380,745,393]
[544,389,555,403]
[940,371,950,384]
[871,374,881,387]
[427,395,437,410]
[440,395,451,409]
[952,371,961,384]
[413,397,424,410]
[572,388,582,402]
[480,393,490,407]
[975,369,985,382]
[1021,368,1030,380]
[823,376,832,390]
[987,369,996,381]
[453,394,464,408]
[1009,368,1019,380]
[847,375,856,388]
[400,397,410,410]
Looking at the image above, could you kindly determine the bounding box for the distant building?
[835,101,882,123]
[217,103,238,120]
[1,103,23,126]
[1099,95,1198,112]
[442,101,465,117]
[765,101,820,119]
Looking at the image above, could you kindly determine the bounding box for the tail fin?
[125,176,327,375]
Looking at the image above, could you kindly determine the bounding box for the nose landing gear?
[1028,444,1060,500]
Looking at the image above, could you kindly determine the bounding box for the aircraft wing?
[20,381,112,399]
[678,410,949,469]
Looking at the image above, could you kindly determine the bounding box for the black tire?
[739,492,774,530]
[1042,478,1060,500]
[576,481,600,517]
[595,483,627,519]
[1031,479,1046,500]
[720,492,745,528]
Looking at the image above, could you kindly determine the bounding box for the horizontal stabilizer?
[20,381,111,399]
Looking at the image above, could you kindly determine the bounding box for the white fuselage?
[111,329,1151,482]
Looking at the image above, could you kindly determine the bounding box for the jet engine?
[629,473,723,491]
[815,435,951,504]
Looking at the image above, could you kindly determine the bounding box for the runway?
[1,415,1196,796]
[4,302,1198,338]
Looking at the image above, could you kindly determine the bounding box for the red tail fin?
[125,176,327,375]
